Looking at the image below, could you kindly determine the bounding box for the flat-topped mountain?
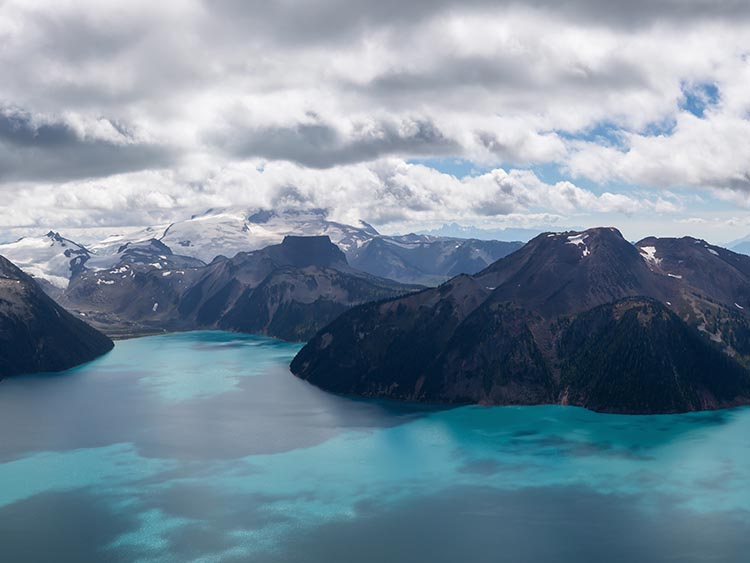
[0,208,522,289]
[62,236,419,341]
[291,228,750,414]
[0,256,113,379]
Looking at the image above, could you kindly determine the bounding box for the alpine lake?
[0,331,748,562]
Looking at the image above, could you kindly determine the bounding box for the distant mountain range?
[417,223,553,242]
[728,234,750,256]
[292,228,750,414]
[0,256,113,379]
[0,209,523,287]
[60,235,418,341]
[4,211,749,413]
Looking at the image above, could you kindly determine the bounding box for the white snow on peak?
[0,232,88,288]
[639,246,661,266]
[152,208,379,263]
[706,247,719,256]
[566,233,591,257]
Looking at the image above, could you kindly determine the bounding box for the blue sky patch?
[555,120,628,150]
[409,157,494,178]
[680,82,720,118]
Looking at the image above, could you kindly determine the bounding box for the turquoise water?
[0,331,748,562]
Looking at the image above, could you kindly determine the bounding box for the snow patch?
[566,234,591,257]
[96,278,115,285]
[736,303,745,310]
[639,246,660,266]
[152,302,159,312]
[667,273,682,279]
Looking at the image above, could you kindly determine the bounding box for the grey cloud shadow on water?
[0,361,441,463]
[0,484,294,563]
[0,488,144,563]
[498,433,657,461]
[0,352,745,464]
[2,482,748,563]
[133,484,302,561]
[240,485,750,563]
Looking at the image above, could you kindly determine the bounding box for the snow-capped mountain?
[2,208,523,288]
[157,208,380,262]
[0,255,113,378]
[0,231,90,289]
[61,235,417,340]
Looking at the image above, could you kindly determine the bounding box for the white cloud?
[0,0,748,241]
[0,159,678,236]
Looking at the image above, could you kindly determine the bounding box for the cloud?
[0,159,678,238]
[207,0,750,43]
[0,107,174,182]
[212,116,460,168]
[566,111,750,191]
[0,0,749,241]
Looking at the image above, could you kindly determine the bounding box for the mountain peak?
[268,235,348,268]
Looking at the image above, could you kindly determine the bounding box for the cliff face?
[62,236,420,341]
[291,229,750,414]
[0,256,113,378]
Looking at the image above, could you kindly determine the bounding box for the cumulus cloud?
[212,116,460,168]
[565,86,750,191]
[0,159,679,237]
[0,106,173,182]
[0,0,748,241]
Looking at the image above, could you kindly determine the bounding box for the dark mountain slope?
[558,298,750,413]
[635,236,750,365]
[292,228,750,413]
[0,256,113,378]
[63,236,419,341]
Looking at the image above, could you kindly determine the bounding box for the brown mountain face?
[0,256,113,378]
[62,236,420,341]
[291,228,750,414]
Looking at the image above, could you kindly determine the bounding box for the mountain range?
[0,256,113,379]
[0,209,523,288]
[60,235,418,340]
[292,228,750,414]
[3,213,749,414]
[728,234,750,256]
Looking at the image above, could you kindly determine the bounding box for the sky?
[1,0,750,244]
